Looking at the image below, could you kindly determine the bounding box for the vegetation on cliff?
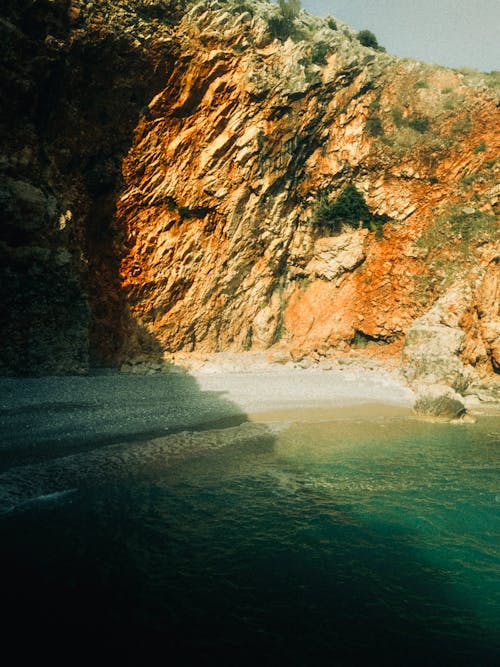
[313,185,389,238]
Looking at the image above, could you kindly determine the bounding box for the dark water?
[1,410,499,664]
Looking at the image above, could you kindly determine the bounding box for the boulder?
[412,384,473,422]
[402,322,472,393]
[402,285,474,394]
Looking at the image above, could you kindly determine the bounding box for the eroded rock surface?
[1,0,499,381]
[402,285,475,392]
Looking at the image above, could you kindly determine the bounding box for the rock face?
[1,0,185,372]
[305,231,368,281]
[1,0,499,377]
[402,285,474,393]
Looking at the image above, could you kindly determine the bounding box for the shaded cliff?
[0,0,186,372]
[1,0,499,379]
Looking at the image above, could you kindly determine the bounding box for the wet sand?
[248,403,412,424]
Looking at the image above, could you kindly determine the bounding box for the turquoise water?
[2,413,499,664]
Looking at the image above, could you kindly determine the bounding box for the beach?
[0,355,413,512]
[0,353,415,454]
[190,354,415,417]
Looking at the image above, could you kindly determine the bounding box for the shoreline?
[191,365,416,417]
[2,350,500,446]
[1,357,499,513]
[170,350,500,419]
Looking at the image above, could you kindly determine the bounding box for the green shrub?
[417,206,498,262]
[441,87,452,94]
[267,0,301,41]
[448,208,498,244]
[392,108,404,127]
[408,116,430,133]
[461,173,478,186]
[366,116,384,137]
[267,15,289,40]
[415,80,429,89]
[357,29,379,49]
[313,195,343,233]
[484,70,500,92]
[311,41,330,65]
[327,184,371,225]
[327,17,337,31]
[391,109,430,134]
[279,0,301,22]
[313,184,388,237]
[474,142,486,153]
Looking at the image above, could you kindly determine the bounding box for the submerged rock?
[412,384,474,423]
[414,395,465,421]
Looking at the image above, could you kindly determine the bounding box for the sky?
[302,0,500,72]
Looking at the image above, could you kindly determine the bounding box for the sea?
[0,374,499,664]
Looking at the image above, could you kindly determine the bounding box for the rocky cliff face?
[1,0,499,383]
[0,0,186,372]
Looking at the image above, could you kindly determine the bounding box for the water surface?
[1,385,499,664]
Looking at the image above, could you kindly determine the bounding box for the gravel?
[0,364,414,467]
[0,363,414,513]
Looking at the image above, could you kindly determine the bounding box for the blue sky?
[302,0,500,72]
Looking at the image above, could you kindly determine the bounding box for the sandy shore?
[0,355,416,512]
[191,365,415,418]
[3,354,499,514]
[173,350,500,419]
[0,353,414,460]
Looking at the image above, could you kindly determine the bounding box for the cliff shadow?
[0,1,184,373]
[0,365,252,471]
[45,15,181,368]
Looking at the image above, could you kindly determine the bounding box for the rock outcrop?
[413,389,468,423]
[1,0,185,372]
[402,284,475,393]
[1,0,499,380]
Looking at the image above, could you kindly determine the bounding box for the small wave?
[23,488,77,506]
[0,488,77,515]
[0,422,272,515]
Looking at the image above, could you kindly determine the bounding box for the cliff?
[1,0,499,390]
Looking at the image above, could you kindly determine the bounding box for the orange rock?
[1,1,499,377]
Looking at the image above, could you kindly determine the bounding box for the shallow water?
[1,406,499,663]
